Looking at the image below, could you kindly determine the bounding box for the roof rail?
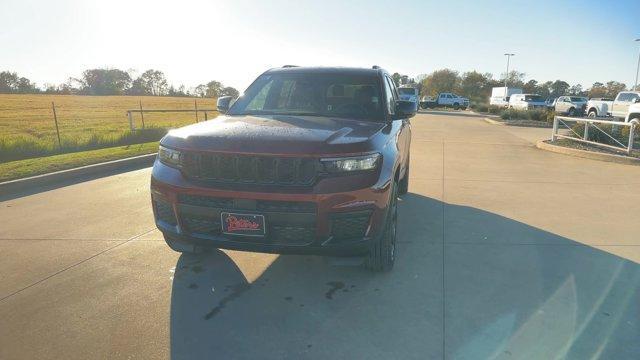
[282,65,298,68]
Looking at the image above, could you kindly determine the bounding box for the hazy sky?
[2,0,639,91]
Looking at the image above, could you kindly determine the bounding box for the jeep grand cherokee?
[150,66,414,271]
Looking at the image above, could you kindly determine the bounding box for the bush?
[570,122,640,147]
[500,108,554,123]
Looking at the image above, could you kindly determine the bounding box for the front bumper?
[150,161,391,256]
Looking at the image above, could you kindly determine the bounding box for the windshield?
[524,95,544,102]
[229,73,384,121]
[398,88,416,95]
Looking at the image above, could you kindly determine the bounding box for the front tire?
[365,181,398,272]
[568,107,575,117]
[588,110,597,118]
[453,103,460,110]
[399,163,409,196]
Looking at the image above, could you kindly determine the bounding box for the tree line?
[0,69,239,98]
[392,69,630,103]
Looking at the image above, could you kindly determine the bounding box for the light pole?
[504,53,515,98]
[634,39,640,91]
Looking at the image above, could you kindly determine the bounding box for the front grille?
[154,199,177,226]
[331,211,371,241]
[182,153,319,186]
[177,194,317,245]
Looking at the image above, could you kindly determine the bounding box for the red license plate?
[221,212,266,236]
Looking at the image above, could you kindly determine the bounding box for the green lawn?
[0,141,158,182]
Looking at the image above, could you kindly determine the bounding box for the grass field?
[0,94,217,162]
[0,142,159,182]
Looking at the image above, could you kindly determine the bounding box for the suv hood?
[161,115,387,156]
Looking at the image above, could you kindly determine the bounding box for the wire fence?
[0,95,218,162]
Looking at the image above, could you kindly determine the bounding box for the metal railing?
[551,116,639,154]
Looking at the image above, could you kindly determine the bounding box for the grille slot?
[154,199,177,226]
[182,153,318,186]
[178,194,234,208]
[270,225,315,245]
[181,214,221,235]
[331,211,372,240]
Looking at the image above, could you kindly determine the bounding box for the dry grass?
[0,94,217,162]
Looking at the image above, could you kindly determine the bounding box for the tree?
[81,68,132,95]
[568,84,584,96]
[193,84,207,98]
[587,82,607,98]
[220,86,239,98]
[130,69,168,96]
[420,69,459,97]
[522,80,539,95]
[549,80,570,97]
[459,71,493,102]
[501,70,525,88]
[0,71,19,93]
[605,81,626,98]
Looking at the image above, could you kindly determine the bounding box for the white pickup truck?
[436,93,469,110]
[585,98,614,118]
[419,93,470,110]
[586,92,640,122]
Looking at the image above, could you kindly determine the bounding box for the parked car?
[625,98,640,123]
[611,91,640,121]
[489,87,522,107]
[150,66,415,272]
[420,93,469,110]
[437,93,469,110]
[585,98,614,117]
[545,97,557,109]
[554,96,588,116]
[508,94,547,110]
[419,96,436,109]
[397,86,419,111]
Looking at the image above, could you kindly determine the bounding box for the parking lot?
[1,111,639,359]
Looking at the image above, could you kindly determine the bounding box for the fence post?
[51,102,62,149]
[551,116,558,141]
[583,121,589,140]
[629,122,636,154]
[127,111,135,131]
[139,100,145,129]
[194,100,199,122]
[204,111,208,120]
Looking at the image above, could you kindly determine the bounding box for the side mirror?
[393,100,417,119]
[217,96,234,114]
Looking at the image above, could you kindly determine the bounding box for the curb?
[0,153,157,195]
[536,140,640,166]
[483,117,506,126]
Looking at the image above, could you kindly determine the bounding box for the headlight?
[158,145,182,168]
[322,153,381,173]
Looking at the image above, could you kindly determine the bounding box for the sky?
[1,0,639,92]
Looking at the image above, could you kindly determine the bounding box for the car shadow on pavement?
[169,194,639,360]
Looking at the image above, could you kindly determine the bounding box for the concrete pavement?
[1,111,638,359]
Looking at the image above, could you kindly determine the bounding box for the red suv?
[151,66,414,271]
